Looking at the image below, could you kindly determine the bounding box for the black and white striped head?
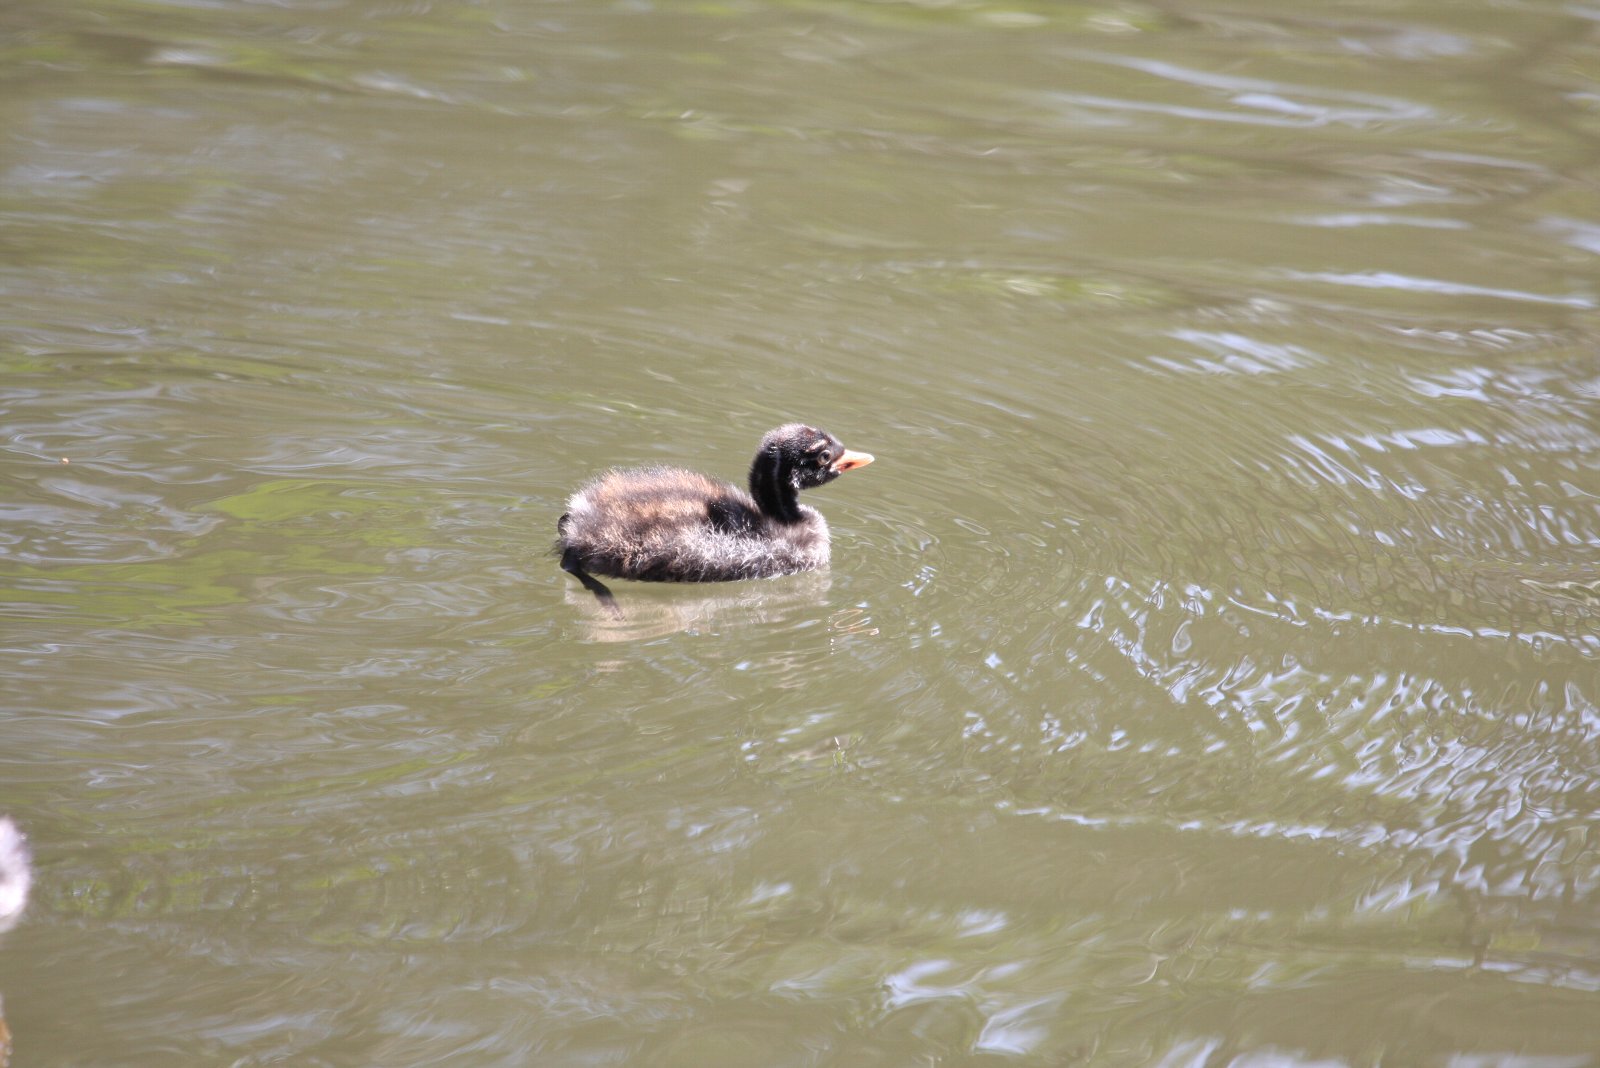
[755,424,874,491]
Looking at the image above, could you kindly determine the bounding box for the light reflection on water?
[1,0,1599,1063]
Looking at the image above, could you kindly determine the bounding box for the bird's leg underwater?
[561,546,622,618]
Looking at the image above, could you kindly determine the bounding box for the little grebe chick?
[558,424,874,611]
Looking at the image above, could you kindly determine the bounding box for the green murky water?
[2,0,1598,1064]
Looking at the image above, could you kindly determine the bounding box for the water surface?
[2,0,1599,1064]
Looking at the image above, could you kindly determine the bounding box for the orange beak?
[832,449,874,474]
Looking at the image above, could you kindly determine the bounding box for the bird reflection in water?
[563,569,837,642]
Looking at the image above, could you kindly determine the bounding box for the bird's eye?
[817,450,833,466]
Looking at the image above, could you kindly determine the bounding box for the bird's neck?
[749,457,803,524]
